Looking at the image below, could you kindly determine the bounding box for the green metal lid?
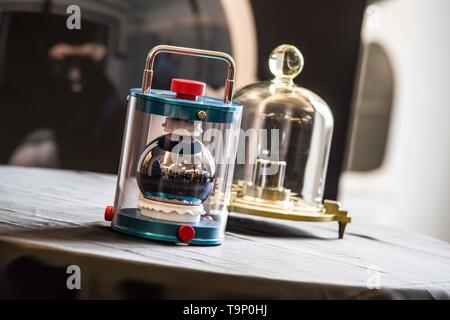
[130,88,242,123]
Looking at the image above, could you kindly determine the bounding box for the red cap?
[170,78,206,100]
[104,206,115,221]
[177,224,196,242]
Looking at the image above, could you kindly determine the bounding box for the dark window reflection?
[0,1,232,173]
[0,12,124,173]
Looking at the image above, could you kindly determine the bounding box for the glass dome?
[232,44,333,214]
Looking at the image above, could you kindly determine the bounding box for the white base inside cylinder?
[138,197,205,223]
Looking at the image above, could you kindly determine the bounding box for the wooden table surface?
[0,165,449,299]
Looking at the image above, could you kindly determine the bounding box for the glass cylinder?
[106,46,242,245]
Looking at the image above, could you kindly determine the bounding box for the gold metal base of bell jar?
[229,183,351,239]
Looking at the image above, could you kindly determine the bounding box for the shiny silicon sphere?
[136,133,215,205]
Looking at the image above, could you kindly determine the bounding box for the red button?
[104,206,115,221]
[178,224,195,242]
[170,78,206,100]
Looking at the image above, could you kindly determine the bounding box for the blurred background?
[0,0,448,241]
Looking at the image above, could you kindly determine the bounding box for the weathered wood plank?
[0,165,449,299]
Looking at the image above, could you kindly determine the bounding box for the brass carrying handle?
[141,45,236,103]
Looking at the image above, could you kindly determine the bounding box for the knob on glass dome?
[269,44,304,83]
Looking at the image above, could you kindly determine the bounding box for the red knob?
[178,224,195,242]
[104,206,115,221]
[170,78,205,100]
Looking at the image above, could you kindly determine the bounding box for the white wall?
[340,0,450,241]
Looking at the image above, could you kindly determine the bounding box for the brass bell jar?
[229,44,351,238]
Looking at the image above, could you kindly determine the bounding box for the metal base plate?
[112,208,223,245]
[229,196,351,239]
